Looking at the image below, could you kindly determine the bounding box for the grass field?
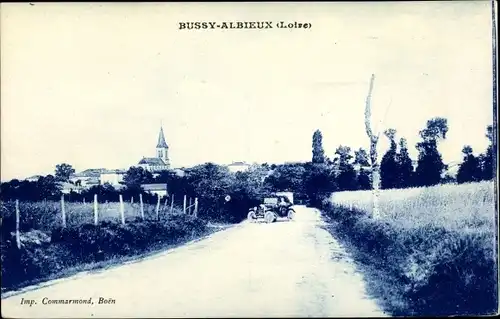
[330,181,496,232]
[0,200,208,293]
[321,181,498,316]
[1,200,185,233]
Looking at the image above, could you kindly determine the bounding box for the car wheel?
[287,209,295,221]
[247,211,257,222]
[264,211,275,224]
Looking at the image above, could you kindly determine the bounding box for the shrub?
[2,214,209,291]
[319,199,498,316]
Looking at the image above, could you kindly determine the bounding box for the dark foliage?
[1,214,207,291]
[415,140,445,187]
[457,146,482,184]
[312,129,326,164]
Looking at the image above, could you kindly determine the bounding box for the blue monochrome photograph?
[0,1,498,318]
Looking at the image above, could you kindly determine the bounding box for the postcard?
[1,1,498,318]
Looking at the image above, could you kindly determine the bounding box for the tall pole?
[183,195,187,214]
[156,195,161,220]
[170,194,175,214]
[94,194,99,225]
[364,74,380,219]
[140,193,145,219]
[61,194,67,228]
[15,200,21,249]
[119,194,125,225]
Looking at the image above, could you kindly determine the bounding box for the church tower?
[156,126,170,168]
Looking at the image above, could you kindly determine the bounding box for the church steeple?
[157,126,168,148]
[156,126,170,168]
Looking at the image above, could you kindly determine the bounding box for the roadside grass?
[1,200,168,232]
[1,200,233,295]
[1,221,229,298]
[320,181,498,316]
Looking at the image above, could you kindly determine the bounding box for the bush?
[319,201,498,316]
[1,214,208,291]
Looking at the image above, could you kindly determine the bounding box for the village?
[23,126,255,198]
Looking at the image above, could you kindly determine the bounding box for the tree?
[303,162,336,206]
[380,129,399,189]
[37,175,61,200]
[480,124,494,181]
[228,165,272,221]
[457,145,482,184]
[184,163,235,221]
[55,163,75,182]
[354,148,370,167]
[154,170,190,196]
[334,146,357,191]
[414,117,448,187]
[334,145,353,164]
[357,168,372,190]
[396,137,414,188]
[312,129,326,164]
[364,74,381,218]
[419,117,449,141]
[123,167,153,189]
[264,163,306,193]
[84,183,120,202]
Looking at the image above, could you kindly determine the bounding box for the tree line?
[309,118,494,194]
[0,116,494,221]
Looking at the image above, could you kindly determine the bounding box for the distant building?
[69,168,106,187]
[136,126,170,173]
[25,175,42,182]
[59,182,85,194]
[99,169,126,187]
[227,161,251,173]
[141,183,168,197]
[172,168,186,177]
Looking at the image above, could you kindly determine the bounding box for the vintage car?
[247,194,295,223]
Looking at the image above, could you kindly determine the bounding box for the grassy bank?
[1,205,226,294]
[319,181,498,316]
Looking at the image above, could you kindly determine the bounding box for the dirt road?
[1,206,387,318]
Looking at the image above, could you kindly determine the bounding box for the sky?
[0,2,495,181]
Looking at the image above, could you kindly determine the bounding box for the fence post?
[131,197,134,204]
[194,198,198,218]
[61,194,67,228]
[94,194,99,225]
[15,199,21,249]
[119,194,125,225]
[140,193,144,220]
[83,198,86,204]
[183,195,187,214]
[170,194,174,214]
[188,197,192,215]
[156,195,160,221]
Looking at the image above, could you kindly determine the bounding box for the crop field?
[330,181,496,232]
[323,180,498,316]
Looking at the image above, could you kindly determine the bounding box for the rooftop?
[228,161,250,166]
[100,169,127,175]
[25,175,42,180]
[72,168,108,178]
[141,183,168,191]
[138,157,167,166]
